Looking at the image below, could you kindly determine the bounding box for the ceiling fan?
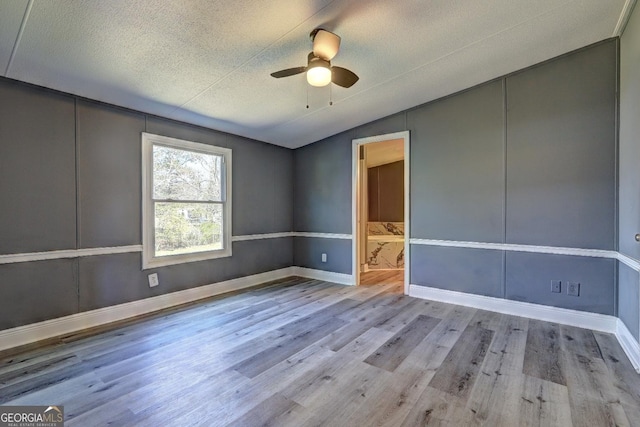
[270,29,359,88]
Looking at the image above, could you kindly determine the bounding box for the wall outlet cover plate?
[567,282,580,297]
[148,273,159,287]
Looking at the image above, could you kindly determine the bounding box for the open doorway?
[352,131,410,294]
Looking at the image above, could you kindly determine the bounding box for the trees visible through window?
[142,133,231,268]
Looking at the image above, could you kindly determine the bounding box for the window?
[142,133,232,269]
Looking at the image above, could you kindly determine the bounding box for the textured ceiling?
[0,0,635,148]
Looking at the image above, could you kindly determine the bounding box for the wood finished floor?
[360,269,404,287]
[1,277,639,426]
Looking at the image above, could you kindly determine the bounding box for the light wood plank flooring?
[1,277,639,426]
[360,269,404,287]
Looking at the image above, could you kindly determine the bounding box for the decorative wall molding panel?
[234,232,354,240]
[409,238,640,272]
[0,232,302,264]
[293,232,353,240]
[410,238,618,259]
[618,252,640,272]
[2,238,637,273]
[0,245,143,265]
[231,232,293,242]
[0,232,357,265]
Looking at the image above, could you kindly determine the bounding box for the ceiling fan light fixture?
[307,60,331,87]
[271,30,357,89]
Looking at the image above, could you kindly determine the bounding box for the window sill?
[142,248,232,270]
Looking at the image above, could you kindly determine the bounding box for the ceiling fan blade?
[331,66,359,88]
[270,66,307,78]
[312,29,341,60]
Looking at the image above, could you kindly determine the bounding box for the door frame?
[352,131,410,294]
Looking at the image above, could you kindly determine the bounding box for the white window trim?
[141,132,232,269]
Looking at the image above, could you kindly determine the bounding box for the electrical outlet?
[567,282,580,297]
[551,280,561,293]
[148,273,159,288]
[321,253,327,263]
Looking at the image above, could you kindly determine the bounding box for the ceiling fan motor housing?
[307,52,330,68]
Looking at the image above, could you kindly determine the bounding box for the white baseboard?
[409,284,640,373]
[0,266,353,353]
[0,267,294,353]
[292,267,355,286]
[408,284,617,332]
[616,319,640,373]
[2,268,637,375]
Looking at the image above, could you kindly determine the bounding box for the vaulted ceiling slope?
[0,1,634,149]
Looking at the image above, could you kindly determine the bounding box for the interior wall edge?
[615,0,638,36]
[619,252,640,271]
[616,317,640,372]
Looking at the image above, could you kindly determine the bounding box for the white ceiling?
[0,0,634,149]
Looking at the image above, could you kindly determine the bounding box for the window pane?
[153,145,222,201]
[154,202,223,257]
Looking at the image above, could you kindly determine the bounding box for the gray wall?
[0,83,76,254]
[502,41,617,315]
[409,80,505,244]
[294,237,351,274]
[293,132,353,271]
[619,4,640,341]
[293,132,352,234]
[293,39,618,315]
[0,78,293,331]
[0,33,632,331]
[506,42,616,250]
[619,263,639,341]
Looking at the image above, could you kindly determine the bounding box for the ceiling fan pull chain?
[329,84,333,106]
[306,84,309,109]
